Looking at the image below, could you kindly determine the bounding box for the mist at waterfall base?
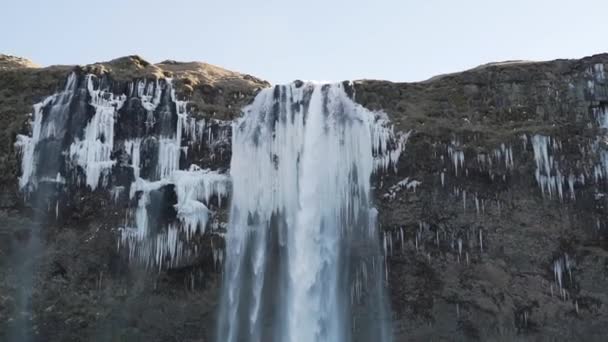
[13,72,403,341]
[216,83,393,342]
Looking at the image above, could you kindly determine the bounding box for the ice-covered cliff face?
[7,53,608,341]
[15,72,234,269]
[15,72,405,341]
[217,82,404,342]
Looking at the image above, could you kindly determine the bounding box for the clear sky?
[2,0,606,84]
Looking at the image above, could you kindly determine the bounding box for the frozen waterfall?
[15,72,401,341]
[216,82,397,342]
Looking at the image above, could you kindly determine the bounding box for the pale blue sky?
[2,0,606,84]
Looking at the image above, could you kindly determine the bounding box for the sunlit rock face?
[216,82,404,342]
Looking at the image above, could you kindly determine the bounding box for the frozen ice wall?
[16,72,231,269]
[216,82,402,342]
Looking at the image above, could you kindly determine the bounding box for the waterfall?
[217,82,398,342]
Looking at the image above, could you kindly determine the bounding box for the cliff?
[356,53,608,340]
[1,52,607,341]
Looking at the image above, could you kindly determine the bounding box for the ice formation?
[447,140,465,176]
[116,80,231,268]
[383,177,421,200]
[552,253,574,300]
[68,75,125,189]
[119,166,230,268]
[593,105,608,129]
[216,82,396,342]
[172,165,230,237]
[16,72,231,269]
[16,73,79,190]
[531,134,569,200]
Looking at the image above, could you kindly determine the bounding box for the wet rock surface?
[2,53,608,341]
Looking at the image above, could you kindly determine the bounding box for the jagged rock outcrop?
[1,52,608,341]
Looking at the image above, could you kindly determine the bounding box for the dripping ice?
[69,75,125,189]
[117,79,231,268]
[15,72,231,269]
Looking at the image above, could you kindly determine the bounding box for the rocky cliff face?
[356,54,608,341]
[0,54,268,341]
[1,53,607,341]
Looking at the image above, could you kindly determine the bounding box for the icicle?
[110,186,124,203]
[521,134,528,150]
[532,134,567,200]
[457,238,462,259]
[124,139,142,179]
[114,80,233,269]
[568,174,576,199]
[400,227,405,252]
[383,232,388,256]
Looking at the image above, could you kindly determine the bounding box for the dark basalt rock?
[145,184,179,235]
[354,54,608,341]
[115,96,151,140]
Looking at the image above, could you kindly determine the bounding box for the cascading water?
[217,82,401,342]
